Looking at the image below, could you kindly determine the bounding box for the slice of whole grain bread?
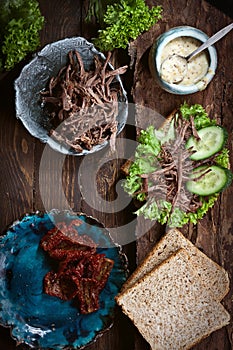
[116,249,230,350]
[121,228,229,301]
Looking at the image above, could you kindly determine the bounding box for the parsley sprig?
[0,0,44,71]
[93,0,162,51]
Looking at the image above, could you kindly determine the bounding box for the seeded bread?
[116,249,230,350]
[121,228,229,301]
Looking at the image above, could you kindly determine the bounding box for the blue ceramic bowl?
[0,210,128,349]
[149,26,217,95]
[15,37,128,156]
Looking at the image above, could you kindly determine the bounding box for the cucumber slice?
[186,126,227,161]
[186,165,232,196]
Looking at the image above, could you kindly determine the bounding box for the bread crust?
[121,228,229,302]
[116,249,230,350]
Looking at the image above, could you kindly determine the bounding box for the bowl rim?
[153,25,217,94]
[14,37,128,156]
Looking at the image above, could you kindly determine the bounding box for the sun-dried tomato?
[41,221,97,252]
[44,271,78,301]
[75,278,100,314]
[40,227,65,252]
[58,256,86,278]
[93,257,114,291]
[82,253,114,291]
[49,244,96,261]
[41,220,114,314]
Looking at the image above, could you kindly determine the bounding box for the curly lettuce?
[136,199,172,225]
[123,103,231,228]
[215,148,230,168]
[180,102,216,129]
[123,125,161,201]
[0,0,44,71]
[93,0,162,51]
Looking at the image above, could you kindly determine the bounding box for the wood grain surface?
[132,1,233,349]
[0,0,232,349]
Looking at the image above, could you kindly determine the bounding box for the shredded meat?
[40,50,127,152]
[136,112,212,214]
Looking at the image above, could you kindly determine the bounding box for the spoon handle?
[187,23,233,61]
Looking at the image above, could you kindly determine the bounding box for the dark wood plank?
[28,1,135,350]
[0,47,36,350]
[0,1,83,350]
[0,0,232,349]
[132,0,233,349]
[39,0,82,44]
[33,0,84,212]
[0,77,35,231]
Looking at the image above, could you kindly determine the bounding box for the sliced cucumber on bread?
[186,165,232,196]
[186,125,227,161]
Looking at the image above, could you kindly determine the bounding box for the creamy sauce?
[160,37,209,85]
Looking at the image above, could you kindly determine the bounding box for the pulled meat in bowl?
[40,50,127,153]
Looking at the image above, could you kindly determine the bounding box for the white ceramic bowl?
[149,26,217,95]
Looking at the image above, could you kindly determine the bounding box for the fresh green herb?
[136,199,172,224]
[93,0,162,51]
[180,102,216,129]
[184,194,219,226]
[123,125,161,200]
[0,0,44,71]
[154,117,176,144]
[123,103,232,228]
[215,148,230,169]
[138,125,161,155]
[168,208,189,228]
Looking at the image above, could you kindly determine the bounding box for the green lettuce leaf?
[180,102,216,129]
[123,103,231,228]
[0,0,44,71]
[93,0,162,51]
[214,148,230,169]
[136,199,172,225]
[123,125,161,200]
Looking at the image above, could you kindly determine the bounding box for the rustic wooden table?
[0,1,233,349]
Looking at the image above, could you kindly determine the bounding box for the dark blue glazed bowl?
[0,210,128,349]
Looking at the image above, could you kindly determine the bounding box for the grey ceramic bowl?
[15,37,128,155]
[149,26,217,95]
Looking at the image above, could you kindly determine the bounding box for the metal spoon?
[160,23,233,84]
